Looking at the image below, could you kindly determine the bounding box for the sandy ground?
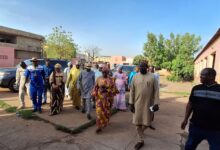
[0,77,208,150]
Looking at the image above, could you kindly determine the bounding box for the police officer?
[24,57,45,113]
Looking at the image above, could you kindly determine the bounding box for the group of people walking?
[15,57,219,150]
[16,58,161,150]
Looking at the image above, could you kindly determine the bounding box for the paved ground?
[0,77,208,150]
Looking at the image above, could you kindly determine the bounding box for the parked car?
[0,59,68,92]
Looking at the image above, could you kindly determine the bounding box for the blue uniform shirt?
[25,65,45,88]
[43,65,54,78]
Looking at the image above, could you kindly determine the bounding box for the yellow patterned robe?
[66,67,81,107]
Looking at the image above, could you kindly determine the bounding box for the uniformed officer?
[24,57,45,113]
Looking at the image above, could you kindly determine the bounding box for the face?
[135,66,139,72]
[55,67,61,72]
[149,67,154,73]
[99,67,103,72]
[45,61,50,66]
[102,69,109,78]
[76,64,80,69]
[118,68,122,73]
[33,61,38,67]
[86,68,91,72]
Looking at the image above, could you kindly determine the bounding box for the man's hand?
[129,104,135,113]
[181,120,188,130]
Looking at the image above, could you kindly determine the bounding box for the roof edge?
[194,28,220,61]
[0,26,44,40]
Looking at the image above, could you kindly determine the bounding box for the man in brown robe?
[129,61,159,150]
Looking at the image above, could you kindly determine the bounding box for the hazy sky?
[0,0,220,57]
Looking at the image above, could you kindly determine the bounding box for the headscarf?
[67,62,72,67]
[55,63,62,69]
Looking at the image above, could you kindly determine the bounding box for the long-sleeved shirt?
[24,65,45,88]
[16,67,26,86]
[43,65,54,78]
[78,70,95,99]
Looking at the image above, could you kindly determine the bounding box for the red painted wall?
[0,46,15,68]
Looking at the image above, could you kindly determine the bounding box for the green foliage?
[18,109,38,120]
[43,26,78,60]
[133,55,148,65]
[0,100,17,113]
[143,32,201,81]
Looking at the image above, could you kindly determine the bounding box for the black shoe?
[87,114,92,120]
[135,142,144,150]
[38,109,42,114]
[149,125,156,130]
[96,128,102,134]
[81,109,85,114]
[32,109,37,113]
[75,106,80,110]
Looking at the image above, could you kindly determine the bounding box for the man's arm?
[92,72,95,86]
[66,70,72,88]
[15,68,20,86]
[129,76,135,113]
[24,68,30,85]
[181,101,193,130]
[153,76,160,105]
[77,72,82,90]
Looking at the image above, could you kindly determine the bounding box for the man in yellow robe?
[66,63,81,110]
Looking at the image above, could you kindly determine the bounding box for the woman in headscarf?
[49,63,65,116]
[92,67,118,133]
[113,66,128,111]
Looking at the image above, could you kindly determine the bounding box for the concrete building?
[110,56,127,66]
[94,55,134,68]
[0,26,44,67]
[194,28,220,83]
[93,56,111,63]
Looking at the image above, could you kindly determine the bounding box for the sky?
[0,0,220,57]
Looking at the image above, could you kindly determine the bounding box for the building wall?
[194,36,220,83]
[110,56,126,65]
[93,56,111,63]
[0,35,43,67]
[0,46,15,67]
[16,36,42,52]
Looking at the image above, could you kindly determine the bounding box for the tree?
[43,26,78,60]
[84,46,101,62]
[133,55,148,65]
[143,32,201,81]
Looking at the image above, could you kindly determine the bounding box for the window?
[0,33,16,44]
